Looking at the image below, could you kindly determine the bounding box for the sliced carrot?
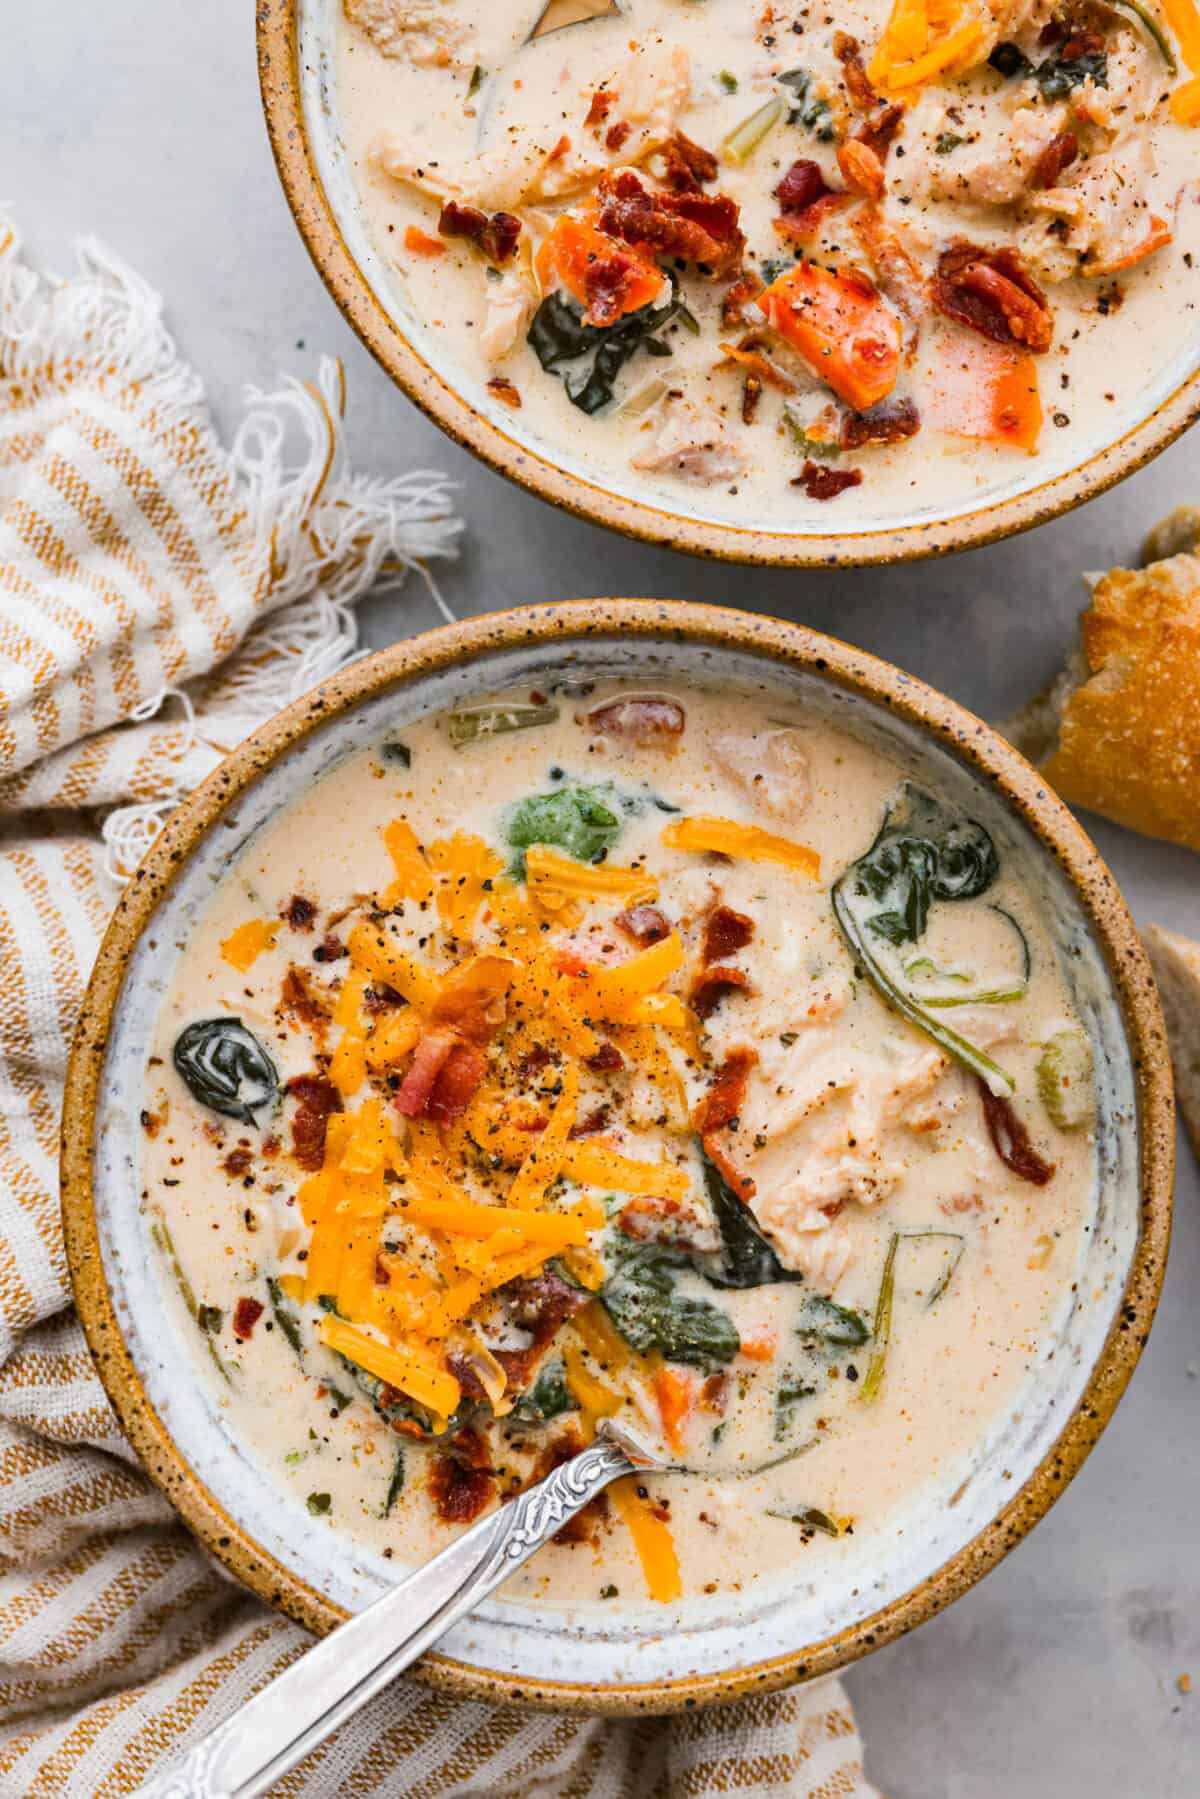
[404,225,446,256]
[759,261,902,410]
[219,918,279,971]
[611,1477,683,1603]
[653,1366,694,1454]
[926,333,1043,453]
[661,815,821,879]
[535,213,663,325]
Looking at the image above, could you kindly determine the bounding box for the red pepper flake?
[487,375,522,409]
[437,200,521,265]
[232,1297,264,1340]
[977,1080,1056,1185]
[793,461,864,501]
[403,225,447,257]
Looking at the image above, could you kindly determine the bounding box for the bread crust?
[1143,924,1200,1160]
[1038,551,1200,852]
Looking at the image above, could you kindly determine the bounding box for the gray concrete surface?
[5,2,1198,1792]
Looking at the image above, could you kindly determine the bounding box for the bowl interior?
[290,0,1200,551]
[89,626,1145,1699]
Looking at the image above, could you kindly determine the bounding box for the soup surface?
[143,684,1096,1607]
[332,0,1199,525]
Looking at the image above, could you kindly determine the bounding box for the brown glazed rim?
[62,601,1174,1713]
[255,0,1200,569]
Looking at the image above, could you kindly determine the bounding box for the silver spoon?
[134,1422,661,1799]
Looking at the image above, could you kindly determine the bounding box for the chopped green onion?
[152,1215,232,1384]
[307,1492,332,1516]
[267,1276,304,1358]
[935,131,965,154]
[722,97,784,165]
[718,69,739,93]
[1036,1030,1096,1131]
[447,702,559,748]
[860,1234,898,1403]
[383,1446,406,1517]
[466,64,485,101]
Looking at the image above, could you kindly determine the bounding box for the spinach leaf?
[774,1372,817,1438]
[831,785,1013,1093]
[698,1152,806,1290]
[778,68,835,140]
[505,781,623,875]
[509,1357,577,1423]
[795,1292,869,1349]
[383,1446,406,1517]
[345,1362,474,1437]
[602,1247,740,1369]
[266,1276,304,1358]
[448,703,559,748]
[766,1504,840,1538]
[173,1017,278,1125]
[527,286,682,415]
[1036,46,1107,97]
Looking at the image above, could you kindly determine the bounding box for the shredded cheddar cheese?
[219,918,279,971]
[318,1315,460,1419]
[661,815,821,878]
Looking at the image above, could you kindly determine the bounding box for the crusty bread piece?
[1006,533,1200,852]
[1142,924,1200,1158]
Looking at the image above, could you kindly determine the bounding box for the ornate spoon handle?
[136,1437,634,1799]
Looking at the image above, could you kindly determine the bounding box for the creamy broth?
[142,685,1096,1607]
[331,0,1199,525]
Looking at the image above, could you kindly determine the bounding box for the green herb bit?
[600,1583,620,1598]
[935,131,965,154]
[380,739,412,767]
[505,781,622,876]
[266,1277,305,1358]
[151,1216,231,1384]
[383,1446,406,1517]
[447,703,559,749]
[466,64,485,101]
[778,68,835,140]
[1036,1030,1096,1131]
[197,1305,223,1335]
[767,1504,840,1537]
[774,1373,817,1439]
[284,1449,306,1466]
[722,96,784,164]
[173,1017,278,1126]
[1112,0,1177,70]
[718,69,739,92]
[307,1492,332,1517]
[779,1031,799,1046]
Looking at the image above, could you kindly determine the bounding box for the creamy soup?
[142,685,1098,1607]
[332,0,1199,524]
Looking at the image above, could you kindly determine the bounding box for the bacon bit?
[584,250,658,327]
[742,374,762,424]
[429,1453,495,1524]
[487,376,522,409]
[656,130,719,194]
[284,894,317,931]
[586,694,686,746]
[395,1031,458,1118]
[614,904,671,945]
[569,1105,611,1139]
[855,102,904,163]
[597,170,745,275]
[222,1144,253,1178]
[280,966,330,1036]
[793,461,864,501]
[702,1130,756,1199]
[140,1109,162,1138]
[977,1079,1056,1186]
[517,1043,555,1083]
[933,241,1053,355]
[839,395,921,448]
[693,1046,757,1134]
[314,932,344,963]
[605,119,632,151]
[232,1297,264,1340]
[587,1041,625,1074]
[776,158,834,216]
[427,1041,488,1125]
[288,1074,342,1171]
[834,30,880,112]
[717,339,798,394]
[443,1348,489,1404]
[721,269,764,329]
[403,225,446,257]
[690,965,751,1020]
[437,200,521,265]
[1032,131,1079,191]
[940,1193,983,1215]
[703,904,754,963]
[838,139,886,201]
[362,982,402,1015]
[495,1269,590,1391]
[546,134,572,164]
[740,1334,776,1361]
[585,88,615,129]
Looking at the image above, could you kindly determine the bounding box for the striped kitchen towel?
[0,222,880,1798]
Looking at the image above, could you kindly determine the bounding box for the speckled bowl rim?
[62,599,1174,1713]
[255,0,1200,570]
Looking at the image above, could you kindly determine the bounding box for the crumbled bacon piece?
[280,966,330,1036]
[427,1041,487,1125]
[222,1144,253,1178]
[587,1041,625,1074]
[721,270,764,329]
[977,1080,1056,1186]
[232,1297,263,1341]
[693,1046,757,1134]
[656,130,719,194]
[288,1074,342,1171]
[793,461,864,501]
[437,200,521,265]
[839,396,921,448]
[487,376,521,409]
[569,1105,611,1139]
[585,88,615,129]
[703,904,754,962]
[362,982,402,1015]
[586,694,686,746]
[494,1269,589,1391]
[854,102,904,163]
[1032,131,1079,190]
[614,904,671,945]
[690,965,751,1020]
[833,31,880,112]
[605,119,632,152]
[517,1043,555,1083]
[284,894,317,931]
[583,248,661,329]
[429,1449,495,1524]
[597,171,745,275]
[932,241,1053,354]
[776,158,833,217]
[313,932,344,963]
[394,1031,458,1118]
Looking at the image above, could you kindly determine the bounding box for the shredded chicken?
[708,728,812,820]
[631,399,745,484]
[480,268,533,362]
[345,0,474,68]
